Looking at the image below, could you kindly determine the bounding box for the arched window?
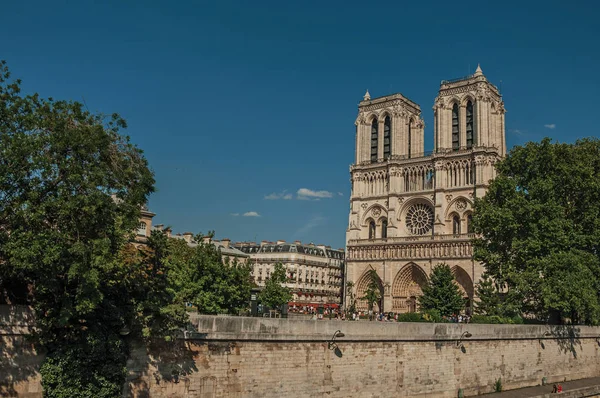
[369,220,376,239]
[467,214,474,234]
[383,116,391,159]
[452,215,461,235]
[452,103,460,151]
[381,219,388,239]
[466,101,474,149]
[370,119,378,163]
[407,120,412,159]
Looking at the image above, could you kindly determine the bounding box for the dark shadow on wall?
[124,336,203,397]
[549,325,581,358]
[0,305,44,397]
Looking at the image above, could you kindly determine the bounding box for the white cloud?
[243,211,261,217]
[297,188,334,200]
[338,192,343,196]
[264,191,293,200]
[230,213,240,216]
[544,124,556,129]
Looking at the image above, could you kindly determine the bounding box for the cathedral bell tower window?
[371,119,378,163]
[369,220,376,239]
[381,219,388,239]
[466,101,474,149]
[452,104,460,151]
[383,116,391,159]
[452,215,461,235]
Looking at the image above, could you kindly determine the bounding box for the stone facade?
[235,241,345,308]
[346,65,506,313]
[4,310,600,397]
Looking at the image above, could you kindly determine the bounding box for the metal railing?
[441,74,475,84]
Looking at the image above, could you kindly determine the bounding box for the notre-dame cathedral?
[345,65,506,314]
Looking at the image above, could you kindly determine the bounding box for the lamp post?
[456,331,472,352]
[328,330,345,350]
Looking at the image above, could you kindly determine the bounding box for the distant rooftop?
[234,240,345,259]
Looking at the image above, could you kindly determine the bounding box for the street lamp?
[328,330,345,350]
[456,331,472,352]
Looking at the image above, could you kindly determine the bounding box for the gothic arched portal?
[451,265,474,314]
[391,263,428,313]
[355,269,384,312]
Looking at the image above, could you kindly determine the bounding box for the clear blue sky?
[2,1,599,248]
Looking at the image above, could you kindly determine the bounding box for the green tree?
[360,269,381,319]
[474,274,502,316]
[166,234,253,315]
[473,138,600,324]
[0,60,184,397]
[258,263,292,309]
[418,264,464,317]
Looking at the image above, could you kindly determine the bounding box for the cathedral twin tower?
[346,65,506,314]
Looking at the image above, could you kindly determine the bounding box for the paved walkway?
[483,377,600,397]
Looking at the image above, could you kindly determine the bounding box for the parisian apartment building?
[135,209,249,264]
[235,241,345,309]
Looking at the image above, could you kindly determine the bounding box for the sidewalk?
[483,377,600,397]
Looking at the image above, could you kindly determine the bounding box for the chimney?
[164,227,172,238]
[294,240,301,245]
[221,238,230,248]
[276,240,286,245]
[182,232,193,243]
[202,235,212,244]
[261,240,269,245]
[154,224,164,230]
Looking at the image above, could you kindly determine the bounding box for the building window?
[370,119,378,163]
[453,215,461,235]
[408,120,412,159]
[466,101,474,149]
[467,214,474,233]
[137,222,147,236]
[452,103,460,151]
[383,116,391,159]
[369,220,376,239]
[381,219,388,239]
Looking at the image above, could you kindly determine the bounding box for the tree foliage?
[473,138,600,324]
[418,263,464,317]
[0,60,186,396]
[165,235,253,315]
[474,274,501,316]
[258,262,292,309]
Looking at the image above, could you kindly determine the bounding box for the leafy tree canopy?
[166,234,253,315]
[258,262,292,309]
[418,263,464,317]
[0,60,186,396]
[473,138,600,324]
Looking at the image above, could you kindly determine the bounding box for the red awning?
[288,302,340,308]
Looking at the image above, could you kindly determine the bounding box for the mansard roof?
[235,241,345,259]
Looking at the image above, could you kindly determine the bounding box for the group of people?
[288,306,477,323]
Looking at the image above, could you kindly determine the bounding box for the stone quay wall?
[2,307,600,397]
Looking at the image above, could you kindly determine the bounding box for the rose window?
[405,203,434,235]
